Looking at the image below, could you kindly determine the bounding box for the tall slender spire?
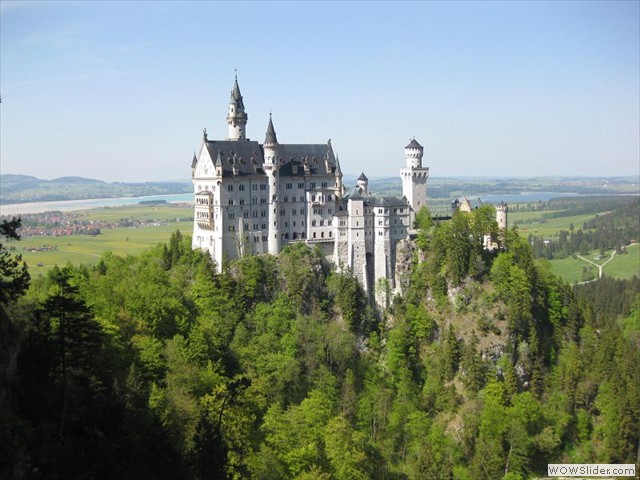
[264,112,278,145]
[230,74,245,110]
[227,74,248,140]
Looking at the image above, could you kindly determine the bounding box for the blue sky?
[1,1,638,182]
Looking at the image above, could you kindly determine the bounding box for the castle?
[190,77,430,301]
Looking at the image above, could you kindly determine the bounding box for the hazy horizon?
[1,1,638,182]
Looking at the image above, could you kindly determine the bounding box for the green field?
[8,204,193,278]
[544,244,640,284]
[509,205,640,283]
[510,210,607,238]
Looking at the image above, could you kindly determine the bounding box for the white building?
[191,77,430,302]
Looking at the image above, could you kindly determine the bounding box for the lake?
[0,191,587,216]
[0,193,194,216]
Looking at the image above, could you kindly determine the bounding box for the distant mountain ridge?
[0,174,191,205]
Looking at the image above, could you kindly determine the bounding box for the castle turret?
[335,155,343,197]
[404,138,424,168]
[400,138,430,220]
[357,172,369,194]
[263,114,280,255]
[226,75,248,141]
[496,202,508,230]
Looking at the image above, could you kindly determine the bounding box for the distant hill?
[0,174,191,204]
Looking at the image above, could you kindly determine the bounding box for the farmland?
[7,204,193,277]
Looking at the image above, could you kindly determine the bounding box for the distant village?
[7,210,182,238]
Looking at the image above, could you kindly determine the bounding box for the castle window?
[292,208,297,215]
[328,208,332,214]
[312,195,316,202]
[312,220,317,227]
[252,198,258,204]
[300,196,304,202]
[260,183,267,190]
[309,182,316,189]
[328,220,332,226]
[313,232,316,238]
[320,220,324,226]
[329,231,332,237]
[285,221,288,227]
[321,232,324,238]
[293,221,296,226]
[228,185,233,191]
[286,183,292,189]
[262,223,266,229]
[253,224,258,229]
[284,197,289,203]
[298,182,304,189]
[280,209,285,215]
[243,211,249,218]
[253,211,258,218]
[229,226,235,232]
[261,210,266,217]
[252,184,257,191]
[293,232,297,239]
[228,212,234,219]
[240,199,245,205]
[228,199,234,205]
[263,235,268,241]
[285,233,289,239]
[322,182,328,188]
[239,184,245,191]
[260,198,267,204]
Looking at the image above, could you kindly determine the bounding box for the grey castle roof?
[204,140,337,177]
[264,116,278,145]
[405,138,423,149]
[229,76,245,110]
[357,172,368,181]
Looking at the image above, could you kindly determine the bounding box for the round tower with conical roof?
[263,114,280,255]
[227,75,248,140]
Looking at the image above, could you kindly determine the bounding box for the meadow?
[544,244,639,284]
[9,204,193,278]
[510,202,639,283]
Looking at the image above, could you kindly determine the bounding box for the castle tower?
[226,75,248,140]
[263,115,280,255]
[400,138,430,220]
[357,172,369,194]
[335,155,343,198]
[496,202,508,230]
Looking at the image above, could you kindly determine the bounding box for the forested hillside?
[1,208,638,479]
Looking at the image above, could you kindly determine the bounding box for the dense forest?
[1,206,638,479]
